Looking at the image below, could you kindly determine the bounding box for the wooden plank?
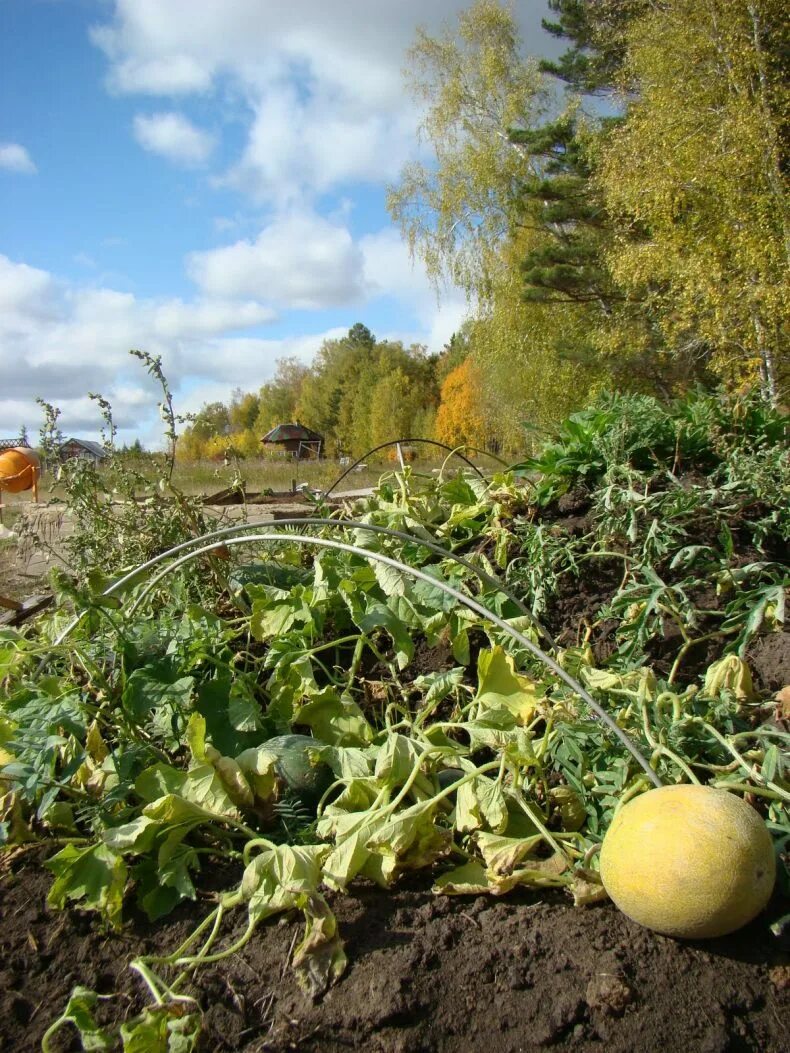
[0,594,54,627]
[201,484,246,506]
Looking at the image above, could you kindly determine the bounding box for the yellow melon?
[600,784,775,939]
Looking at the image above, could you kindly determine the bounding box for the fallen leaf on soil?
[774,685,790,721]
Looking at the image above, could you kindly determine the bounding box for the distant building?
[261,423,324,459]
[59,438,107,464]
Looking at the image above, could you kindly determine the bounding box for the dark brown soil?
[1,851,788,1053]
[747,633,790,696]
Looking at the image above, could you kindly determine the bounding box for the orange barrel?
[0,447,41,493]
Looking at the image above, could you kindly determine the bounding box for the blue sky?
[1,0,558,445]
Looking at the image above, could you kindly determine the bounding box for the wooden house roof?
[261,423,323,444]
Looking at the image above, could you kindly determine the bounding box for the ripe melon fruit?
[600,784,775,939]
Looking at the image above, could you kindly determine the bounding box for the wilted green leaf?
[120,1004,201,1053]
[455,775,508,834]
[294,687,373,747]
[41,986,113,1052]
[475,646,541,723]
[46,843,127,928]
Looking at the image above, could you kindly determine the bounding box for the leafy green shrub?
[514,388,788,505]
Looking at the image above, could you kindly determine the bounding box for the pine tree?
[539,0,649,95]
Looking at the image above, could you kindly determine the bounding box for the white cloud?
[0,256,58,317]
[360,227,430,302]
[92,1,557,201]
[0,254,282,437]
[187,211,365,309]
[219,84,419,204]
[151,298,275,339]
[112,54,213,96]
[0,142,37,174]
[133,112,215,166]
[360,227,470,347]
[0,218,468,439]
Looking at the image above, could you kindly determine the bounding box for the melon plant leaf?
[0,628,29,680]
[293,687,373,746]
[432,859,493,895]
[250,600,298,640]
[373,732,429,784]
[475,831,544,873]
[408,567,460,613]
[134,852,196,921]
[102,815,159,853]
[131,835,200,919]
[134,762,187,803]
[41,985,114,1053]
[475,646,542,723]
[434,843,569,898]
[455,776,509,834]
[227,681,262,733]
[205,750,254,808]
[122,669,194,723]
[195,674,264,757]
[142,790,235,827]
[451,625,470,665]
[45,843,127,928]
[120,1005,201,1053]
[365,801,452,882]
[315,744,374,781]
[233,746,278,804]
[372,560,408,597]
[292,893,347,997]
[233,843,346,995]
[137,762,239,817]
[353,601,414,669]
[412,667,466,709]
[320,811,382,891]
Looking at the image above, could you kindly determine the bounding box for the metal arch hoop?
[323,438,507,497]
[123,532,662,787]
[49,517,556,649]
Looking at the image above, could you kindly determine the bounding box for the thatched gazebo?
[261,422,324,459]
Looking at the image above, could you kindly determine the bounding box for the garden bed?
[1,390,788,1051]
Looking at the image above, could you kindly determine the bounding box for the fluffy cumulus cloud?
[132,112,215,166]
[0,253,281,439]
[0,142,37,174]
[187,211,365,309]
[91,0,553,201]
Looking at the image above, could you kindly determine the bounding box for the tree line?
[181,0,787,461]
[179,323,494,460]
